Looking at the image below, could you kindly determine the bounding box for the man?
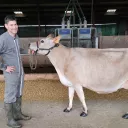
[0,15,31,128]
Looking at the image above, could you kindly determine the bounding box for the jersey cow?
[29,35,128,119]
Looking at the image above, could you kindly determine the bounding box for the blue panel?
[79,28,91,34]
[59,29,71,35]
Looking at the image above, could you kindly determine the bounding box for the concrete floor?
[0,100,128,128]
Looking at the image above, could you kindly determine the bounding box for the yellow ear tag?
[53,36,61,44]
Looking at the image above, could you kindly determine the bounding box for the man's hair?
[4,15,17,24]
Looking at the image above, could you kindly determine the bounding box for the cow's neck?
[47,44,70,73]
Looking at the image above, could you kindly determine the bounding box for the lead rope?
[29,50,38,70]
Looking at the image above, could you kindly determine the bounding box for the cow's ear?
[46,34,54,39]
[53,36,61,44]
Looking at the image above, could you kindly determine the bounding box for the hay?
[0,79,128,101]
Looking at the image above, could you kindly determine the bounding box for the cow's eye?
[41,40,44,43]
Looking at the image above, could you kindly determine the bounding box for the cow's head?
[29,35,61,55]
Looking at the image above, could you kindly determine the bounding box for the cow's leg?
[64,86,74,112]
[74,85,88,117]
[122,113,128,119]
[122,81,128,119]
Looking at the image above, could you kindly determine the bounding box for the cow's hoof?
[63,108,72,112]
[122,113,128,119]
[80,112,88,117]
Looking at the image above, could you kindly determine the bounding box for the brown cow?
[29,35,128,118]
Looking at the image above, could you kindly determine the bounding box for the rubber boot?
[4,103,22,128]
[13,96,31,121]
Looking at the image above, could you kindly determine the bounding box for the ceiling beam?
[0,6,128,12]
[0,1,127,8]
[99,1,128,5]
[0,3,91,7]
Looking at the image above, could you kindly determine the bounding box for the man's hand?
[32,50,35,55]
[5,66,15,73]
[28,49,35,55]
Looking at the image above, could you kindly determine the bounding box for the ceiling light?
[107,9,116,13]
[14,11,23,14]
[65,10,73,14]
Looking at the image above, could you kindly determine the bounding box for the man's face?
[5,20,18,35]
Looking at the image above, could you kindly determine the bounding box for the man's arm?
[0,38,7,71]
[0,38,15,72]
[0,60,7,71]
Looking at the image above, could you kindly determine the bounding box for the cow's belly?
[86,86,121,94]
[56,69,73,87]
[122,80,128,89]
[84,81,124,94]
